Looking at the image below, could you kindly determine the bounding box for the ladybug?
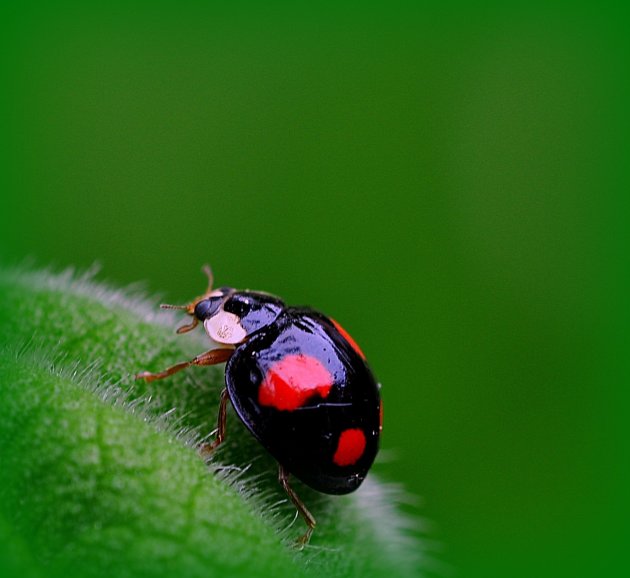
[136,266,382,544]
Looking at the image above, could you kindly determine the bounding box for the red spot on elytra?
[331,319,366,359]
[258,354,333,411]
[379,400,383,433]
[333,428,366,467]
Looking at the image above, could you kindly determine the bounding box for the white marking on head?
[204,311,247,344]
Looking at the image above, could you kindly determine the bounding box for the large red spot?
[258,354,333,411]
[333,428,366,467]
[331,319,366,359]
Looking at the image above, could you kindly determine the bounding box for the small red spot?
[379,400,384,433]
[333,428,366,467]
[258,354,333,411]
[331,318,366,359]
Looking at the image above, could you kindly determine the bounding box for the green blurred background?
[1,2,626,577]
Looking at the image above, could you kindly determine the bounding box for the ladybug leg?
[175,316,199,334]
[135,348,234,383]
[278,464,316,546]
[199,388,229,457]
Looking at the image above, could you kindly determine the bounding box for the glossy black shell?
[225,306,381,495]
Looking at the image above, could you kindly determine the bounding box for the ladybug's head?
[192,288,234,321]
[160,265,284,344]
[159,265,230,334]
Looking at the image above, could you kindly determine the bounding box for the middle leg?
[199,387,230,457]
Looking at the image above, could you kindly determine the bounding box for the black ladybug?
[137,266,382,544]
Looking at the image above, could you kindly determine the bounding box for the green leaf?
[0,266,425,578]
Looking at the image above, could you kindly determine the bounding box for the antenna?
[160,303,190,310]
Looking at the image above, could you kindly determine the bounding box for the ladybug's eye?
[194,296,222,320]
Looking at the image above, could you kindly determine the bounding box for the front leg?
[135,348,234,382]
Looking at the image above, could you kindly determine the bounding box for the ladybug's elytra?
[137,266,382,544]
